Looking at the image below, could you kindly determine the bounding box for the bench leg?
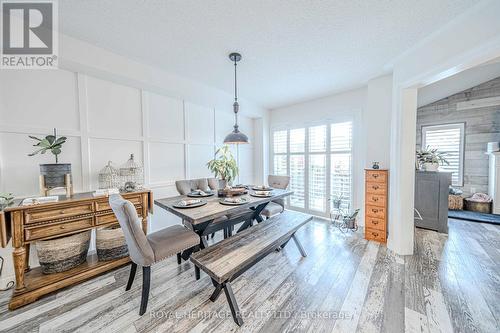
[176,253,182,265]
[195,266,201,280]
[292,234,307,257]
[223,282,243,326]
[210,281,223,302]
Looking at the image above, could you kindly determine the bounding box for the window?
[271,121,353,216]
[421,123,465,186]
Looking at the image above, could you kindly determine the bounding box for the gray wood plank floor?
[0,217,498,333]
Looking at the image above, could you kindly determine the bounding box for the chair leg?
[139,266,151,316]
[177,253,182,265]
[126,262,137,291]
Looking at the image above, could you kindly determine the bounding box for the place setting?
[250,190,274,198]
[172,198,207,208]
[219,196,249,206]
[187,189,214,197]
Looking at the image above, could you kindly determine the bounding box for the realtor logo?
[1,0,58,69]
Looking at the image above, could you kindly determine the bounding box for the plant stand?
[39,174,73,197]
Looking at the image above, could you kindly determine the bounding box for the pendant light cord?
[234,60,238,103]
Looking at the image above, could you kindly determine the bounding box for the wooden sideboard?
[364,169,388,243]
[0,190,152,310]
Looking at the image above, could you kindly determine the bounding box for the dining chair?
[261,175,290,219]
[175,178,230,239]
[109,194,200,315]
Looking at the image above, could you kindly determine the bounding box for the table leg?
[181,219,213,260]
[13,246,26,291]
[237,202,269,233]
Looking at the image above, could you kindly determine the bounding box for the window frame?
[421,122,465,187]
[271,121,353,216]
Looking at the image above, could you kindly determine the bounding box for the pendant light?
[224,52,249,144]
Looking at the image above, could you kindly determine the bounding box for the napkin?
[193,189,207,195]
[224,197,242,203]
[179,199,201,206]
[255,191,271,196]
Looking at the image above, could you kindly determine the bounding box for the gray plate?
[173,200,207,209]
[252,186,273,191]
[249,193,273,198]
[219,198,249,206]
[187,192,214,198]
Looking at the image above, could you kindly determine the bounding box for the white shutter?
[422,123,464,186]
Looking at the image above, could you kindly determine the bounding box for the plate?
[187,191,214,198]
[250,193,273,198]
[173,200,207,209]
[219,198,249,206]
[252,186,273,191]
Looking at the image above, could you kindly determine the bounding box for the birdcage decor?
[98,161,119,189]
[118,154,143,191]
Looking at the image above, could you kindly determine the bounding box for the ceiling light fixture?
[224,52,249,144]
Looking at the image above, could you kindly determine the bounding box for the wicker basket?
[448,195,464,210]
[464,198,492,213]
[36,231,90,274]
[96,226,129,261]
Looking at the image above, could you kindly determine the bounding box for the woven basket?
[96,226,129,261]
[448,195,464,210]
[464,198,492,213]
[36,231,90,274]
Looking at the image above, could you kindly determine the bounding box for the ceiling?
[60,0,480,109]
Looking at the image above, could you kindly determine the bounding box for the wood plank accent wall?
[416,76,500,195]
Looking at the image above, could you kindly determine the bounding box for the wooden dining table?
[154,188,293,254]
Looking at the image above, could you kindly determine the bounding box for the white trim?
[77,73,91,192]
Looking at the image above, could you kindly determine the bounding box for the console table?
[0,190,152,310]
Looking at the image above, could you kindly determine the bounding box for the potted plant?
[415,146,449,171]
[28,128,71,190]
[0,192,14,209]
[206,145,239,189]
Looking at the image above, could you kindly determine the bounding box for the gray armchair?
[109,194,200,315]
[261,175,290,218]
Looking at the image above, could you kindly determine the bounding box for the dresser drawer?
[366,205,386,219]
[366,171,387,183]
[96,209,142,225]
[366,182,386,195]
[24,218,94,241]
[365,194,386,207]
[95,195,142,211]
[365,228,386,242]
[365,217,385,231]
[24,203,94,224]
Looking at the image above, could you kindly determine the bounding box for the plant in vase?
[28,128,72,192]
[415,146,449,171]
[0,192,14,208]
[206,145,239,189]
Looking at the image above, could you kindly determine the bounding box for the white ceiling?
[59,0,480,109]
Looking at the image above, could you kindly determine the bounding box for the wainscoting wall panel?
[0,68,256,287]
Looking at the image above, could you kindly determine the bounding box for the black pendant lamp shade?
[224,52,249,144]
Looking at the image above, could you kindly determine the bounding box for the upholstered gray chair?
[261,175,290,219]
[175,178,230,239]
[109,194,200,315]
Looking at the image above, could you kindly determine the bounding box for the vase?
[423,162,439,171]
[39,163,72,189]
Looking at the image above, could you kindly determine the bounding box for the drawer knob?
[59,210,66,214]
[372,197,378,201]
[373,174,379,178]
[372,220,378,224]
[372,232,378,237]
[372,209,378,213]
[372,185,379,190]
[60,225,66,229]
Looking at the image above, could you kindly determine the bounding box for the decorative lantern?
[119,154,143,191]
[98,161,119,189]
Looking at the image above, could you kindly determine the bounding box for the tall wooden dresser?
[365,169,388,243]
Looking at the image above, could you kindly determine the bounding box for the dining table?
[154,188,293,255]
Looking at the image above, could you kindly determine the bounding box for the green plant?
[28,128,67,163]
[206,145,239,183]
[415,146,449,169]
[0,192,14,206]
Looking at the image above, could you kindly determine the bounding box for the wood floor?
[0,217,498,333]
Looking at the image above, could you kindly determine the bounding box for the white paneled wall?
[0,68,256,285]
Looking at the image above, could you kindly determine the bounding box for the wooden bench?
[190,210,313,326]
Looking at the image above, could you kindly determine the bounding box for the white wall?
[0,32,265,287]
[269,87,367,223]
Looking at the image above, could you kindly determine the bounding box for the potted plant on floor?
[28,128,71,191]
[415,146,449,171]
[206,145,239,189]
